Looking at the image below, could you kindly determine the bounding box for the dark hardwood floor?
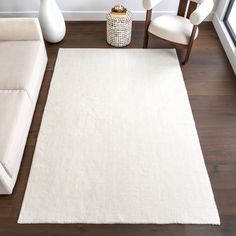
[0,21,236,236]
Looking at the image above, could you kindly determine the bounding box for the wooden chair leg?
[143,31,149,48]
[183,42,193,65]
[143,10,152,48]
[182,25,198,65]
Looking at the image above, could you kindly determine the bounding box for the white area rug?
[18,49,220,224]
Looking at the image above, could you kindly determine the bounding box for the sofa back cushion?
[0,41,45,103]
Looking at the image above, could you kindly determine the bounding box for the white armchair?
[143,0,214,64]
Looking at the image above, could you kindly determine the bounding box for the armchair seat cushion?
[148,15,199,45]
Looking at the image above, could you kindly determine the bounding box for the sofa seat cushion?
[148,15,199,45]
[0,41,44,102]
[0,90,31,177]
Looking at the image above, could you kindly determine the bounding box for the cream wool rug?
[18,49,220,224]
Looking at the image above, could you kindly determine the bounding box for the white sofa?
[0,18,47,194]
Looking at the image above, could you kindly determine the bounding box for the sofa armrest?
[0,18,44,42]
[0,164,12,194]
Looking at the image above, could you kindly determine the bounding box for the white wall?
[0,0,218,20]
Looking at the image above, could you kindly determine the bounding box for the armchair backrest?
[143,0,214,26]
[190,0,214,25]
[143,0,163,10]
[178,0,198,18]
[178,0,214,25]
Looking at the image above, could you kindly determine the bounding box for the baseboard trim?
[63,10,176,21]
[0,10,213,21]
[213,13,236,74]
[0,10,174,21]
